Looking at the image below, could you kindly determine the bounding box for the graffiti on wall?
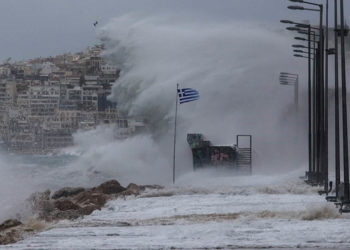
[187,134,238,169]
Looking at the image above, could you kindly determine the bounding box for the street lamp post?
[318,3,325,189]
[307,25,312,182]
[296,28,322,187]
[294,31,319,182]
[288,0,325,188]
[340,0,349,202]
[324,0,329,195]
[282,19,317,183]
[333,0,340,200]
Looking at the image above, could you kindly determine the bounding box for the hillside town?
[0,45,144,154]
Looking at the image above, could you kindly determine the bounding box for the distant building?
[114,117,147,139]
[0,44,122,153]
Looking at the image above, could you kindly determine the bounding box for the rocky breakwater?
[0,180,163,245]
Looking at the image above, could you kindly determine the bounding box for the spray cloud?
[99,14,308,174]
[0,14,310,222]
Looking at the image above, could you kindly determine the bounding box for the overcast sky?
[0,0,348,61]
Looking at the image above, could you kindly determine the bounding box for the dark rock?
[0,219,22,231]
[52,210,81,220]
[96,180,126,194]
[73,190,108,207]
[52,187,85,199]
[79,205,99,215]
[49,205,99,221]
[54,199,81,211]
[120,183,142,196]
[127,183,140,191]
[0,230,18,245]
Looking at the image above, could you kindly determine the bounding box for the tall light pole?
[340,0,349,202]
[288,0,325,188]
[332,0,341,200]
[282,19,316,183]
[307,25,313,182]
[291,25,313,180]
[324,0,329,195]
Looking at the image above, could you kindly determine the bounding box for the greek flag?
[177,88,200,104]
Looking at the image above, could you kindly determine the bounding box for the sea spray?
[0,15,309,222]
[99,15,308,174]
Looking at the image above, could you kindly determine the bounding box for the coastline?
[0,179,162,245]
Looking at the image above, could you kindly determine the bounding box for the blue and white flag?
[177,88,200,104]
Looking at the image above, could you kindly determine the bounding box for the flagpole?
[173,83,179,184]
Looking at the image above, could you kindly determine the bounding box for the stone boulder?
[96,180,126,194]
[0,230,19,245]
[52,187,85,199]
[79,205,99,216]
[73,190,108,207]
[119,183,142,196]
[54,199,81,211]
[0,219,22,231]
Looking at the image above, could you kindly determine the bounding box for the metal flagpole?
[173,83,179,184]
